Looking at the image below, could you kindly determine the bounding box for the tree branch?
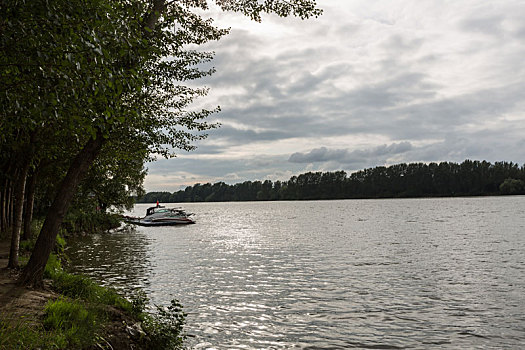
[143,0,168,33]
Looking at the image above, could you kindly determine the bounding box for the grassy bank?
[0,231,187,349]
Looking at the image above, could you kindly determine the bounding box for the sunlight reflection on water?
[68,197,525,349]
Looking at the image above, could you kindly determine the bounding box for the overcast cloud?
[145,0,525,192]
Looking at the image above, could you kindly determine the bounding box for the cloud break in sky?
[144,0,525,192]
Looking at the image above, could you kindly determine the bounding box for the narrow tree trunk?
[8,159,31,268]
[8,181,13,229]
[23,169,38,240]
[0,161,12,235]
[19,131,105,287]
[0,180,7,234]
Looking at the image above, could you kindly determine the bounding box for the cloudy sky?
[145,0,525,192]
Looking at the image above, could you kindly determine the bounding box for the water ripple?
[68,197,525,349]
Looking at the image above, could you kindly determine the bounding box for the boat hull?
[125,218,195,226]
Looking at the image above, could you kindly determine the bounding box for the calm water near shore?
[67,197,525,349]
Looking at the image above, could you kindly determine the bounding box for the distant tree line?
[138,160,525,203]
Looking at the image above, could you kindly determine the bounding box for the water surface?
[68,197,525,349]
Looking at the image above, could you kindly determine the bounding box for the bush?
[142,299,187,349]
[130,290,149,316]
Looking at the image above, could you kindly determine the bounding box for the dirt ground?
[0,240,58,325]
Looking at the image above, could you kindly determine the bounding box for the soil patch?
[0,240,58,326]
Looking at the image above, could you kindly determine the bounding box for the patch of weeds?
[19,239,35,254]
[43,298,100,348]
[97,285,134,313]
[141,299,187,349]
[41,250,131,313]
[130,289,149,317]
[18,255,29,268]
[0,316,62,349]
[49,269,133,313]
[55,232,69,262]
[44,253,63,279]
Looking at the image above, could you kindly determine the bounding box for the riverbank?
[0,238,177,349]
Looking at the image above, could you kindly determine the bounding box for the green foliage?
[50,272,132,313]
[19,239,36,254]
[130,290,150,317]
[43,249,134,313]
[62,210,121,236]
[44,253,63,279]
[215,0,322,21]
[499,178,525,195]
[47,271,189,348]
[43,298,99,349]
[0,318,63,350]
[55,234,66,255]
[142,300,187,350]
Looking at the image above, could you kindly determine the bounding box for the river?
[67,196,525,349]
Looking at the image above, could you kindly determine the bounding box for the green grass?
[0,317,63,350]
[51,271,133,312]
[43,298,100,349]
[0,299,110,349]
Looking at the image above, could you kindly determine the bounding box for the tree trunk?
[0,178,8,234]
[8,182,13,230]
[23,169,38,240]
[19,131,105,287]
[7,159,31,268]
[1,160,13,235]
[3,178,13,233]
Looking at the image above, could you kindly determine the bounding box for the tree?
[499,178,525,195]
[12,0,223,285]
[1,0,322,286]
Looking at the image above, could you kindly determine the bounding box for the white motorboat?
[124,204,195,226]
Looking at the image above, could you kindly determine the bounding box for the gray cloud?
[461,15,505,37]
[144,1,525,191]
[289,142,413,164]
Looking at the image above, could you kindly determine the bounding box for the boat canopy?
[146,205,165,216]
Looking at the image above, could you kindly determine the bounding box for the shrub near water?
[142,299,187,349]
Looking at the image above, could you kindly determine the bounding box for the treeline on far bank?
[138,160,525,203]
